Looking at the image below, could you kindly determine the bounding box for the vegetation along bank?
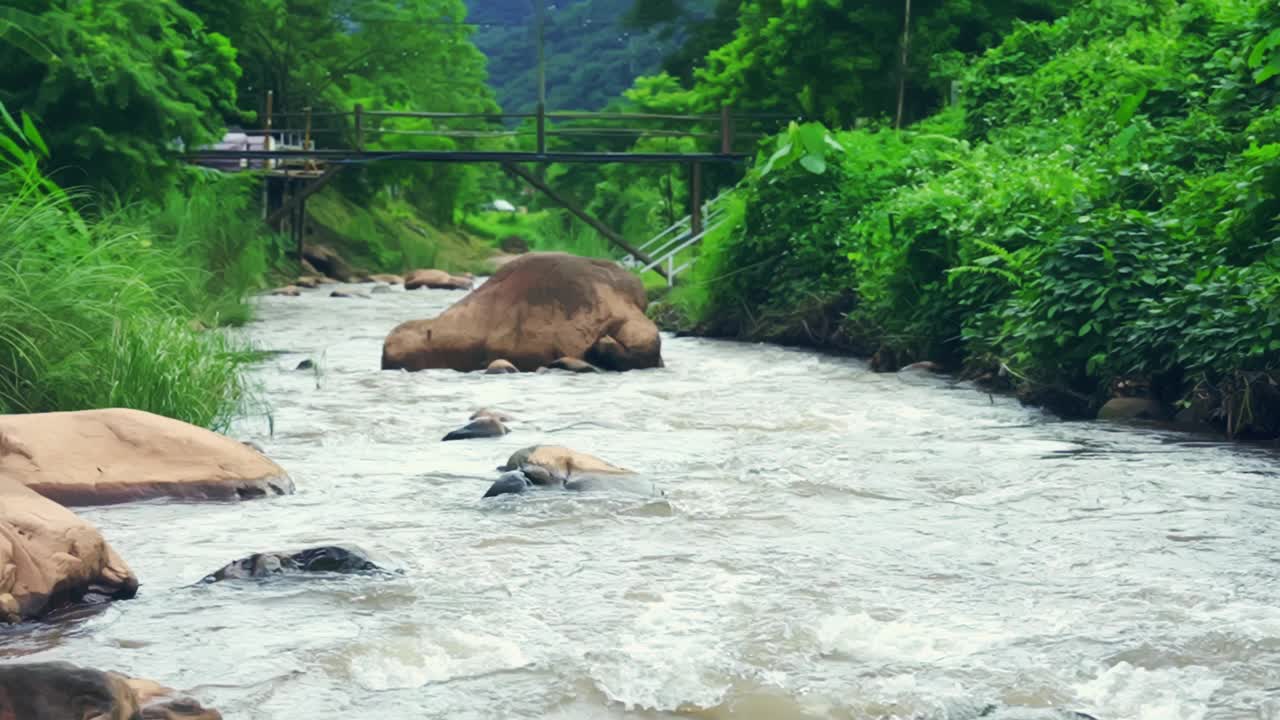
[645,0,1279,441]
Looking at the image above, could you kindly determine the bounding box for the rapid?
[5,282,1279,720]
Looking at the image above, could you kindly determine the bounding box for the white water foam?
[817,611,1010,664]
[1072,662,1222,720]
[348,625,528,691]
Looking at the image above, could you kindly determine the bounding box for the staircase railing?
[624,191,732,286]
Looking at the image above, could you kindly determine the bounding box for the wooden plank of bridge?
[501,162,668,281]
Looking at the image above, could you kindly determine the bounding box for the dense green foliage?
[673,0,1279,436]
[0,0,240,193]
[0,110,263,429]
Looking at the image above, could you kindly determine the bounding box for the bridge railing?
[201,96,797,164]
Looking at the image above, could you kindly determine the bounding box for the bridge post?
[719,106,733,155]
[536,103,547,155]
[354,104,364,151]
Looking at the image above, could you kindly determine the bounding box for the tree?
[0,0,240,192]
[694,0,1068,126]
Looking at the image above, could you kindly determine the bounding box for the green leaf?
[1114,88,1148,125]
[759,142,794,177]
[799,153,827,174]
[0,102,21,139]
[20,113,48,157]
[796,123,828,156]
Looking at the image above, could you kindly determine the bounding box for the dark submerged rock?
[202,546,382,583]
[1098,396,1168,421]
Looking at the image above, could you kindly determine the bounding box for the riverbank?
[647,0,1280,443]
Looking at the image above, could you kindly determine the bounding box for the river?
[4,281,1279,719]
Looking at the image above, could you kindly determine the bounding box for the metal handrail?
[641,220,724,274]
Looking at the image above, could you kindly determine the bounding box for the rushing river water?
[5,281,1280,719]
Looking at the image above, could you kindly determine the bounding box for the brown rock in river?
[442,416,509,442]
[294,275,321,289]
[485,359,519,374]
[545,356,601,374]
[369,273,404,285]
[330,289,368,299]
[382,253,662,373]
[404,268,473,291]
[471,408,513,422]
[498,445,632,480]
[302,243,357,282]
[0,479,137,622]
[1098,397,1168,421]
[0,663,222,720]
[0,409,294,506]
[269,285,301,297]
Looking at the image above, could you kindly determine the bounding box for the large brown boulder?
[0,409,293,506]
[404,268,473,291]
[0,479,138,622]
[383,253,662,372]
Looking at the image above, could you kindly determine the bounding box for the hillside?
[464,0,709,112]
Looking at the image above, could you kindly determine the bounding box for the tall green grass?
[0,107,261,430]
[125,172,285,327]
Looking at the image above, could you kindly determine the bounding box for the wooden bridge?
[186,95,790,280]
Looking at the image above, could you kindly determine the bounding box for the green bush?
[684,0,1279,433]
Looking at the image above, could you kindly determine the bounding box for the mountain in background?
[465,0,711,112]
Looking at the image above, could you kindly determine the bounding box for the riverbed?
[4,282,1279,719]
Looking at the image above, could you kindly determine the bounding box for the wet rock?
[382,253,661,373]
[294,275,321,289]
[485,358,519,374]
[1098,396,1168,422]
[330,289,369,299]
[302,243,357,282]
[300,257,320,276]
[295,358,315,371]
[0,663,222,720]
[371,284,393,294]
[442,416,509,442]
[0,479,138,622]
[900,360,944,373]
[404,268,474,291]
[128,678,222,720]
[545,356,601,374]
[269,285,301,297]
[0,663,141,720]
[369,273,403,285]
[142,698,223,719]
[485,445,660,498]
[471,408,513,422]
[202,546,382,583]
[0,408,293,506]
[970,708,1098,720]
[316,276,339,285]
